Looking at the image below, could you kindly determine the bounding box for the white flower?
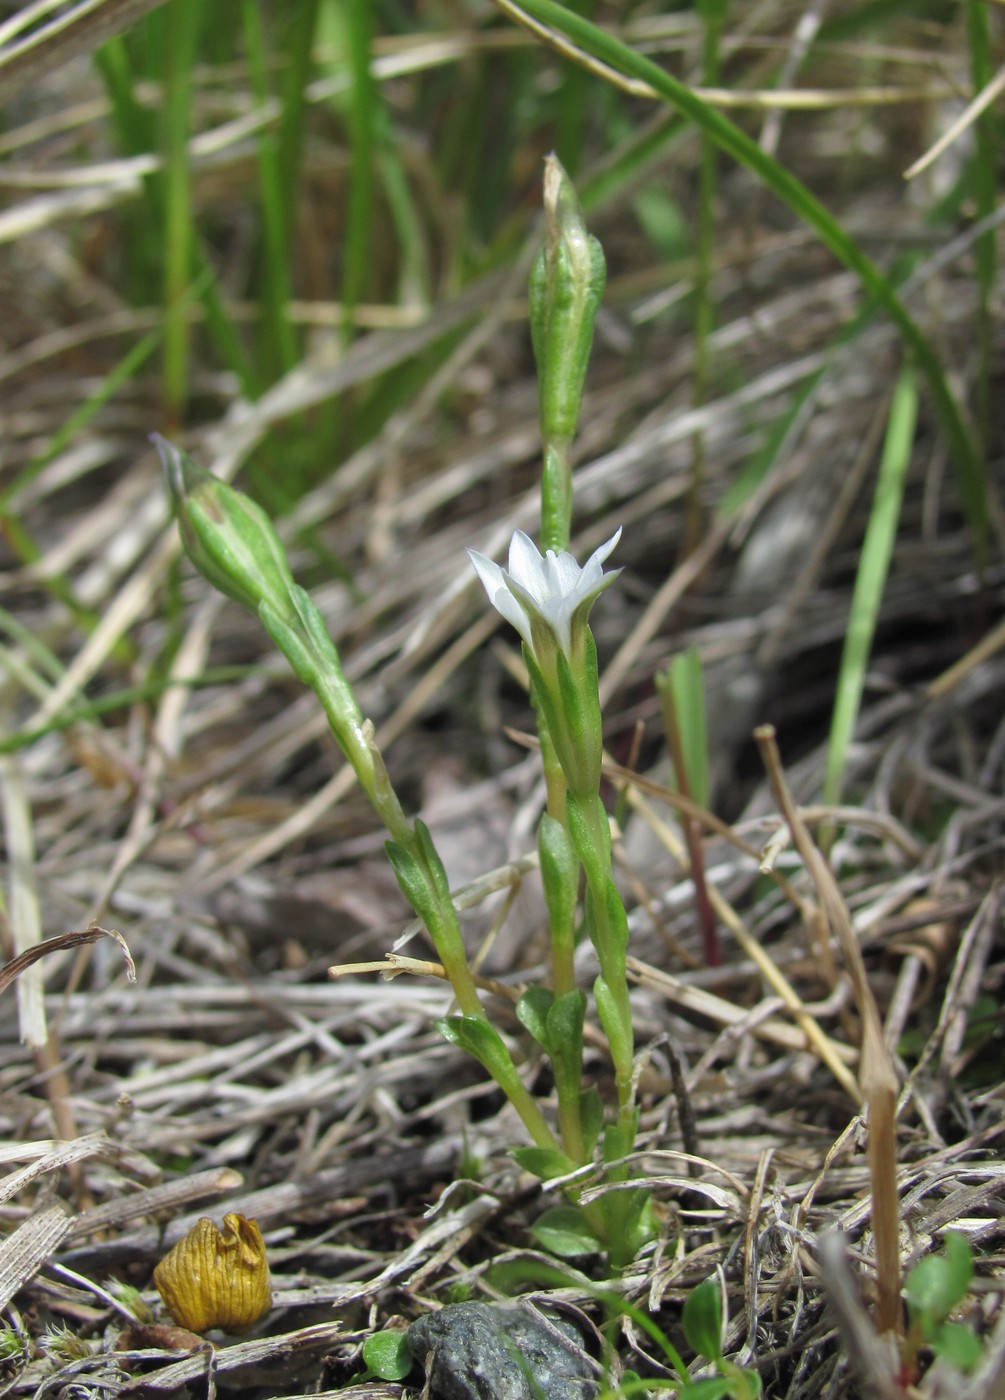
[468,528,621,657]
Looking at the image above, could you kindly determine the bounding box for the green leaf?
[566,792,609,890]
[516,986,555,1049]
[621,1188,656,1259]
[547,990,586,1104]
[538,814,579,939]
[683,1278,724,1363]
[578,1087,604,1156]
[929,1320,982,1373]
[678,1379,734,1400]
[553,646,603,795]
[602,1114,637,1164]
[941,1231,976,1309]
[905,1232,974,1324]
[523,645,561,738]
[362,1330,413,1381]
[596,877,629,955]
[593,975,632,1077]
[258,600,317,687]
[289,584,342,674]
[436,1015,513,1082]
[414,819,453,903]
[384,839,432,919]
[530,1205,602,1258]
[511,1146,577,1180]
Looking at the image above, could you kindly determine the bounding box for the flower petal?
[469,528,621,660]
[581,528,622,583]
[467,548,506,599]
[468,548,533,647]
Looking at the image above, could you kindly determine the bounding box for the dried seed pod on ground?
[153,1213,271,1334]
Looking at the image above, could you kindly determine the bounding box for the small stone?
[406,1300,599,1400]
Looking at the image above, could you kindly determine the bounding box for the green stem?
[570,793,634,1107]
[507,1076,564,1153]
[541,437,573,554]
[550,918,576,1002]
[557,1094,585,1164]
[415,846,484,1020]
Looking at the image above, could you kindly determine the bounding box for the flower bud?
[529,154,606,447]
[155,434,299,628]
[153,1213,271,1334]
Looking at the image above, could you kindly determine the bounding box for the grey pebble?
[406,1301,600,1400]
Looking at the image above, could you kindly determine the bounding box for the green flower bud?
[155,435,298,627]
[529,154,606,447]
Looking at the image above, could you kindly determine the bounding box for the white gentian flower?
[468,528,621,658]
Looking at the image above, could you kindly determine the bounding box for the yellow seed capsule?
[153,1213,271,1334]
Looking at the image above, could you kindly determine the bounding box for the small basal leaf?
[905,1255,949,1323]
[510,1146,577,1180]
[678,1379,734,1400]
[930,1320,982,1373]
[682,1277,724,1363]
[362,1330,413,1381]
[621,1188,657,1259]
[530,1205,603,1258]
[940,1231,975,1309]
[905,1234,974,1326]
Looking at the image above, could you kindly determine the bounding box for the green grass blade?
[687,0,728,553]
[0,606,86,718]
[823,366,918,809]
[379,141,431,307]
[494,0,986,563]
[0,668,257,756]
[553,0,596,174]
[966,0,995,451]
[664,648,710,811]
[0,324,161,512]
[277,0,320,215]
[161,0,202,427]
[193,240,262,400]
[93,34,160,299]
[341,0,378,338]
[242,0,297,381]
[579,110,685,214]
[94,26,258,399]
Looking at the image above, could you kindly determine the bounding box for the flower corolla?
[468,528,621,658]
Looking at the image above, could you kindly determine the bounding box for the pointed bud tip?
[543,152,564,208]
[152,433,210,508]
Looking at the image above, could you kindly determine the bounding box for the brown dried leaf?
[0,925,135,994]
